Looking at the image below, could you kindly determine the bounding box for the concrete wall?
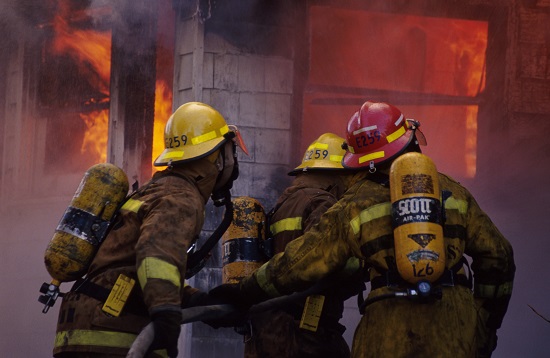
[171,6,297,357]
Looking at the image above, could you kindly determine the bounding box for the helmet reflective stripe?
[330,154,344,162]
[308,142,327,150]
[353,125,378,135]
[270,217,302,236]
[137,256,181,290]
[394,113,404,126]
[359,151,385,164]
[163,150,185,160]
[191,124,229,145]
[386,126,406,143]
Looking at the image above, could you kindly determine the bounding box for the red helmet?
[342,101,426,170]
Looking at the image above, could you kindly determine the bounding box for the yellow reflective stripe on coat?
[255,262,281,297]
[270,217,302,236]
[137,257,181,290]
[350,202,391,235]
[444,197,468,214]
[342,257,361,275]
[55,330,137,349]
[475,281,513,298]
[121,198,144,213]
[54,330,169,357]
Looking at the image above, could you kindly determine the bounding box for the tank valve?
[38,280,62,313]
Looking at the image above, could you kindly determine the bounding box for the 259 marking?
[166,135,188,148]
[304,149,328,161]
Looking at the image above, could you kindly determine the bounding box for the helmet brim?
[288,164,346,176]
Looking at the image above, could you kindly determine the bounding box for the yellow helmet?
[289,133,346,175]
[154,102,231,166]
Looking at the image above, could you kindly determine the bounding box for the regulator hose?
[185,191,234,279]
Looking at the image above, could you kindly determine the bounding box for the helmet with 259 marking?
[154,102,248,167]
[342,101,426,171]
[289,133,347,175]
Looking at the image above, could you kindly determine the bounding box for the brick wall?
[172,7,296,357]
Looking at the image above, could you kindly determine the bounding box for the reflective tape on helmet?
[270,217,302,236]
[330,154,344,163]
[350,202,391,235]
[309,142,328,150]
[386,126,406,143]
[163,150,185,159]
[191,125,229,145]
[394,113,405,127]
[121,198,144,214]
[353,125,378,135]
[137,257,181,290]
[358,151,385,164]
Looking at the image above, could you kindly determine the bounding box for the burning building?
[0,0,549,357]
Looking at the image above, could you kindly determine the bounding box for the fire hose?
[127,280,335,358]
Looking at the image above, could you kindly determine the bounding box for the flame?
[446,21,487,177]
[51,1,111,161]
[51,2,111,94]
[152,80,173,169]
[79,110,109,163]
[306,8,488,178]
[50,1,174,169]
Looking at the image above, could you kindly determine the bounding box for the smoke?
[0,0,53,43]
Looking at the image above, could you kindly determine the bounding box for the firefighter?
[244,133,365,358]
[210,101,515,358]
[53,102,246,358]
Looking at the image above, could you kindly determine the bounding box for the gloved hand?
[476,300,498,358]
[149,310,182,358]
[208,283,252,309]
[476,328,497,358]
[201,308,248,329]
[209,279,270,311]
[184,288,228,308]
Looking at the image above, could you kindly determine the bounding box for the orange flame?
[79,110,109,163]
[51,1,111,161]
[446,20,487,177]
[152,80,173,169]
[51,1,174,169]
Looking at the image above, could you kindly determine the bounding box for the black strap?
[71,277,148,316]
[366,172,390,187]
[371,258,472,291]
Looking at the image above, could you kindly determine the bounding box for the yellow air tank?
[222,196,268,284]
[44,163,129,283]
[390,152,445,285]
